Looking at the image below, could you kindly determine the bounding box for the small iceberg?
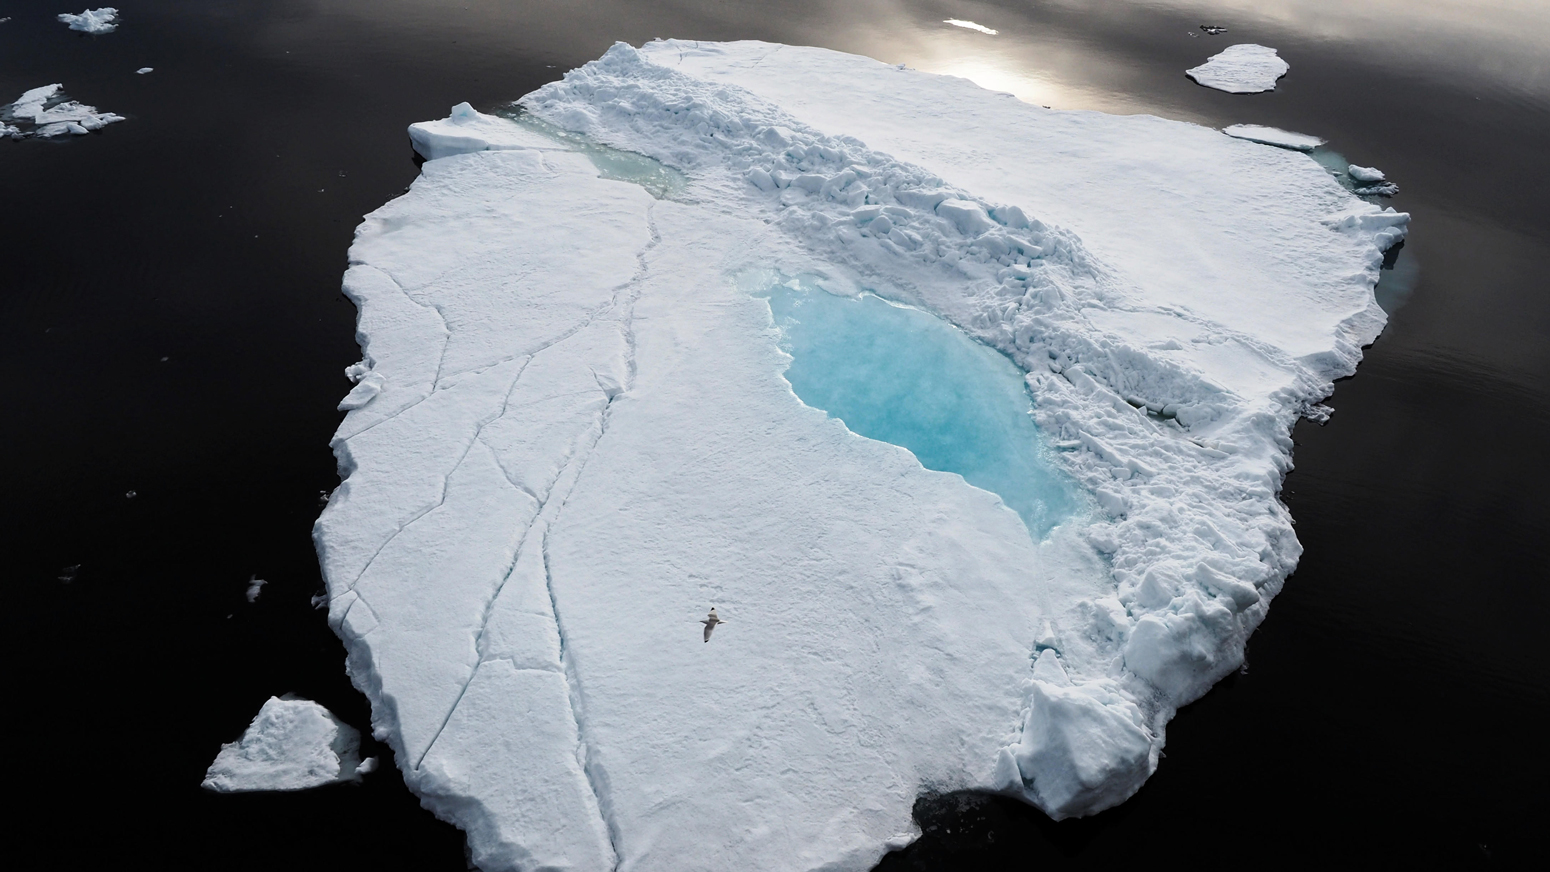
[57,7,119,33]
[202,696,364,792]
[1348,165,1386,183]
[136,67,153,75]
[1,84,124,139]
[1187,44,1289,93]
[1222,124,1324,151]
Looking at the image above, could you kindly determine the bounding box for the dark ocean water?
[3,1,1545,867]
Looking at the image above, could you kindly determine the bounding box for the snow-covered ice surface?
[1348,165,1386,183]
[1222,124,1324,151]
[1,84,124,139]
[57,7,118,34]
[202,696,363,792]
[317,40,1407,871]
[1187,44,1290,93]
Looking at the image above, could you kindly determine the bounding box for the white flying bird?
[701,607,726,643]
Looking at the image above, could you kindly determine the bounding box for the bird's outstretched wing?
[703,621,714,643]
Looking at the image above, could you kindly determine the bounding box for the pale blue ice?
[759,277,1081,538]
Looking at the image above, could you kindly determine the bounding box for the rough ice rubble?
[202,697,363,792]
[1,84,124,139]
[1222,124,1324,151]
[318,40,1407,871]
[1187,44,1290,93]
[57,7,119,34]
[1346,164,1398,197]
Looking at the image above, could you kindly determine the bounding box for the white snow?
[1,84,124,139]
[318,40,1406,871]
[57,7,118,34]
[202,696,363,792]
[1222,124,1324,151]
[1187,44,1290,94]
[944,19,998,35]
[1348,164,1386,182]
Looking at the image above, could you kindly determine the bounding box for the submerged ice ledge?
[318,40,1407,871]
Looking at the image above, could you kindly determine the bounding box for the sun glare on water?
[944,19,998,35]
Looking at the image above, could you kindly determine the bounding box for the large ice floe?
[203,696,364,792]
[316,40,1407,871]
[1,84,124,139]
[1187,44,1290,94]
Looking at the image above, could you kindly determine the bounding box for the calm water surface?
[4,1,1545,867]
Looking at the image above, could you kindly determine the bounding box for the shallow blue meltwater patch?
[756,276,1082,538]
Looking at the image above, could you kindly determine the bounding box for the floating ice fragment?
[1222,124,1324,151]
[202,696,363,792]
[57,7,118,34]
[1200,25,1227,35]
[136,67,153,75]
[358,756,378,774]
[1,84,125,139]
[58,564,80,583]
[1353,182,1399,197]
[944,19,997,35]
[245,575,267,603]
[337,371,383,410]
[1187,44,1289,93]
[1348,164,1386,183]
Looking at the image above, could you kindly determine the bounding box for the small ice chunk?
[1186,44,1289,94]
[57,8,119,34]
[407,102,555,160]
[358,756,378,774]
[1222,124,1324,151]
[337,371,384,410]
[1200,25,1227,35]
[1353,182,1399,197]
[1348,164,1386,183]
[202,696,363,792]
[944,19,997,35]
[245,575,267,603]
[1,83,125,139]
[136,67,153,75]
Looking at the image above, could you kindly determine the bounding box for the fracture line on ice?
[338,358,534,598]
[411,203,661,864]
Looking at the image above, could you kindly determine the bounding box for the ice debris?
[1348,164,1386,182]
[202,696,363,792]
[320,39,1408,871]
[1,84,124,139]
[1187,44,1289,93]
[136,67,153,75]
[1222,124,1324,151]
[57,7,118,33]
[1200,25,1228,35]
[245,575,267,603]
